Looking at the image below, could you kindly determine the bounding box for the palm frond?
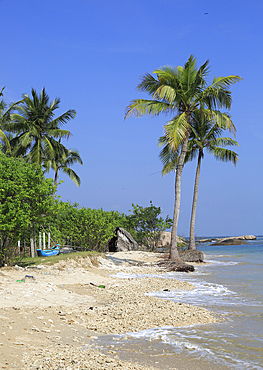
[125,99,172,119]
[164,113,189,149]
[211,75,242,89]
[208,145,239,165]
[61,167,81,186]
[137,73,161,95]
[212,137,239,147]
[153,85,177,104]
[209,110,236,134]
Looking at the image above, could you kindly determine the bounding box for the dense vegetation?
[0,181,172,266]
[0,153,56,266]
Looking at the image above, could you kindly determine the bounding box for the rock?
[180,250,204,262]
[213,238,247,246]
[198,238,216,243]
[244,235,256,240]
[103,227,139,252]
[158,231,171,248]
[199,235,256,245]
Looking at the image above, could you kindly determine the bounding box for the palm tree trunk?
[54,170,58,186]
[170,132,190,260]
[189,152,202,250]
[53,170,58,195]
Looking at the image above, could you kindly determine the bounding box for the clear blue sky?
[1,0,262,236]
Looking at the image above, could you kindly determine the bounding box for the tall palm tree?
[125,55,241,261]
[8,88,76,166]
[159,110,239,251]
[44,147,83,187]
[0,87,22,153]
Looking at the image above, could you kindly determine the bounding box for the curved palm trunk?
[53,169,59,196]
[189,152,202,250]
[170,132,190,260]
[54,170,58,187]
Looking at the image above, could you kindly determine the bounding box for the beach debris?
[16,279,25,283]
[90,282,105,288]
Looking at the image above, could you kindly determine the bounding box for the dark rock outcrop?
[103,227,139,252]
[213,239,247,246]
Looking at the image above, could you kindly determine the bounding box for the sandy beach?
[0,251,218,369]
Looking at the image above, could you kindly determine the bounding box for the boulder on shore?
[103,227,139,252]
[180,249,205,262]
[158,232,187,249]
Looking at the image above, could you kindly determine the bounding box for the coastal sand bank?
[0,251,217,369]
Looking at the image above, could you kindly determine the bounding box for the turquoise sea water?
[96,239,263,369]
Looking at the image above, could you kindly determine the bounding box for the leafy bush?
[127,201,173,251]
[50,202,129,251]
[0,153,56,266]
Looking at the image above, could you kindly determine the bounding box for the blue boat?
[37,246,60,257]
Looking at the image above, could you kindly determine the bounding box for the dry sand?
[0,251,218,369]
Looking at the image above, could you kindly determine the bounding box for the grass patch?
[17,251,101,268]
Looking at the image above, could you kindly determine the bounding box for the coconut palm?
[125,55,241,261]
[8,88,76,166]
[159,109,239,251]
[44,147,83,188]
[0,87,22,153]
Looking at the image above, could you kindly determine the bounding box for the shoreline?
[0,251,218,369]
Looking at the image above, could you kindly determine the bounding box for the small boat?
[37,246,60,257]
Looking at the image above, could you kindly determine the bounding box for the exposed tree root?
[156,260,195,272]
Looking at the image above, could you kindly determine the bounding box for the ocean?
[95,238,263,369]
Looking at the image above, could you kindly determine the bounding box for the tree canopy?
[0,153,56,266]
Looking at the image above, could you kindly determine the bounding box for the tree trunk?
[54,171,58,187]
[189,152,202,250]
[53,170,58,195]
[170,133,190,260]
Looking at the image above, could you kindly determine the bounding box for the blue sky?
[1,0,262,236]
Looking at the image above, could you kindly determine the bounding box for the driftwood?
[156,259,195,272]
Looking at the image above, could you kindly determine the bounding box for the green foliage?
[50,202,129,251]
[127,201,173,251]
[9,87,76,166]
[0,153,56,266]
[44,147,83,188]
[0,87,21,153]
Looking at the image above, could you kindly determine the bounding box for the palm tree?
[0,87,22,153]
[159,110,239,251]
[44,147,83,188]
[125,55,241,261]
[8,88,76,166]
